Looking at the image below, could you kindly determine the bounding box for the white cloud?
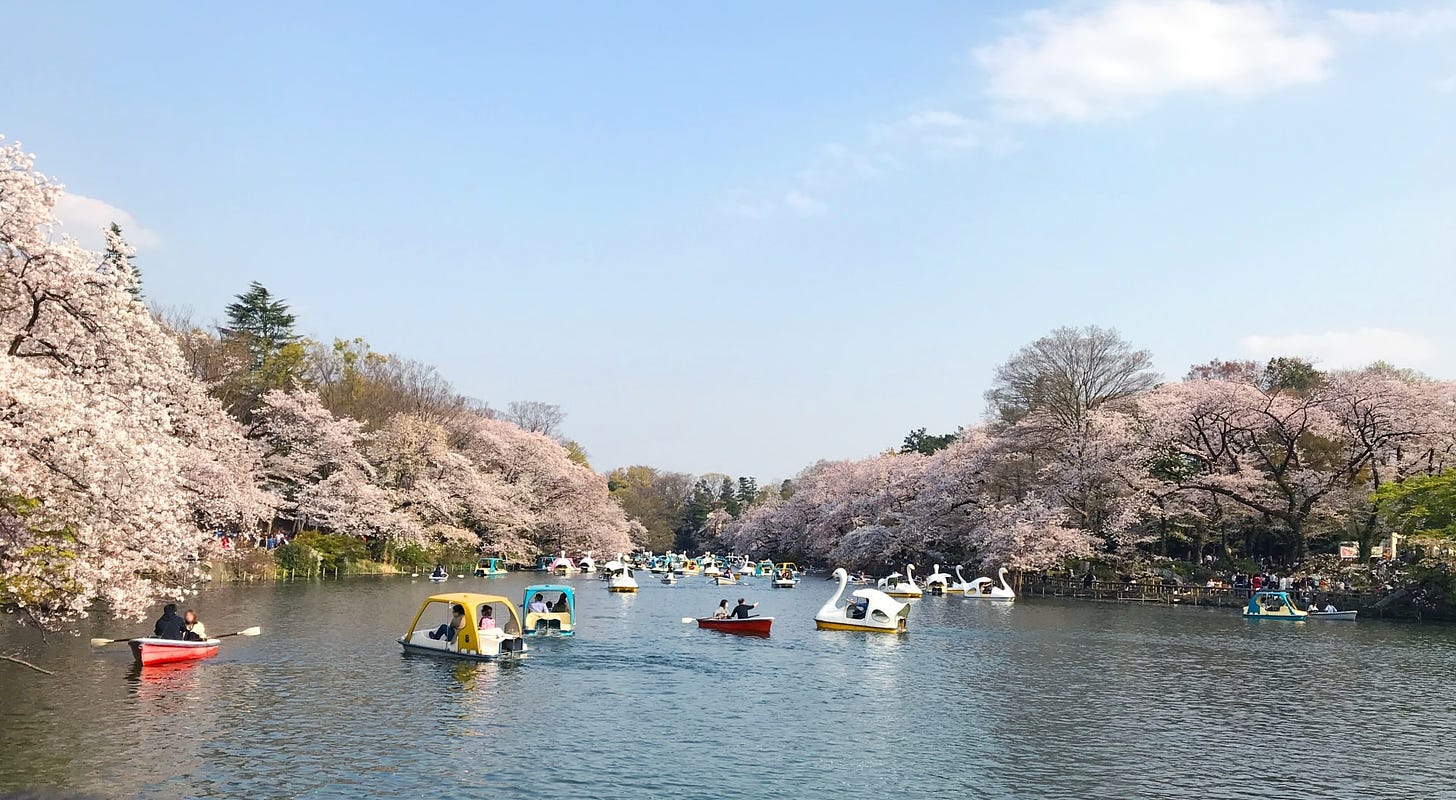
[783,191,827,216]
[1330,8,1456,37]
[1239,328,1437,369]
[52,192,160,250]
[878,110,984,153]
[975,0,1333,122]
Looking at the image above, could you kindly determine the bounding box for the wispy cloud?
[1330,8,1456,37]
[875,110,985,153]
[733,1,1358,216]
[782,191,827,217]
[53,192,160,250]
[975,1,1332,122]
[1240,328,1437,369]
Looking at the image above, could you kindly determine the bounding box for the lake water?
[1,572,1452,799]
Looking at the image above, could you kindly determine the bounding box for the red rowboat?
[696,616,773,636]
[128,638,221,666]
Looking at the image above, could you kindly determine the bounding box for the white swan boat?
[949,565,977,595]
[883,564,923,599]
[815,568,909,633]
[604,555,639,593]
[962,566,1015,601]
[578,552,597,574]
[923,563,953,595]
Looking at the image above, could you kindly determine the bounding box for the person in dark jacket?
[731,598,757,619]
[153,603,186,640]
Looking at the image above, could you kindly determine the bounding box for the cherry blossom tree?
[1,138,267,627]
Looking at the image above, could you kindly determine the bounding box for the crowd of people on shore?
[211,530,291,550]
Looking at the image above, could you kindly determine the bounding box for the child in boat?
[478,606,496,630]
[712,600,730,619]
[183,609,207,641]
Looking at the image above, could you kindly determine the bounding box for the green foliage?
[390,543,432,569]
[293,531,369,571]
[736,476,757,505]
[1373,470,1456,542]
[0,495,83,617]
[273,542,321,575]
[562,440,591,468]
[718,476,741,517]
[1261,356,1323,395]
[217,282,305,421]
[899,427,958,455]
[223,281,299,361]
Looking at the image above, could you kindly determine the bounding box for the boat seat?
[527,611,571,630]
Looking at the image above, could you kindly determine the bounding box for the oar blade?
[236,626,262,636]
[89,638,114,647]
[680,617,696,624]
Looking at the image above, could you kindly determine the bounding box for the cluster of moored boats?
[395,556,1024,662]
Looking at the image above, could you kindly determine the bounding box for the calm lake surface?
[2,572,1453,799]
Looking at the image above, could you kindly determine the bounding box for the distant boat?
[1243,591,1308,620]
[1307,609,1357,621]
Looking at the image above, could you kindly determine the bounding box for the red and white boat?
[696,616,773,636]
[128,637,221,666]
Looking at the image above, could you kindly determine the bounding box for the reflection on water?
[2,574,1454,799]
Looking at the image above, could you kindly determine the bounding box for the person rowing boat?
[731,598,757,619]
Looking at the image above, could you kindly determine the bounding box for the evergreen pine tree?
[674,479,715,551]
[223,281,299,363]
[719,476,741,517]
[736,476,758,507]
[103,222,142,300]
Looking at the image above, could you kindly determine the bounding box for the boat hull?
[129,638,221,666]
[697,617,773,635]
[608,586,638,593]
[814,619,906,634]
[1308,611,1358,621]
[398,640,523,661]
[772,580,797,589]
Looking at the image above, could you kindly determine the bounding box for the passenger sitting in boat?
[153,603,186,640]
[551,595,569,613]
[182,609,207,641]
[431,564,446,578]
[712,600,730,619]
[428,604,466,641]
[731,598,757,619]
[1307,603,1319,613]
[528,593,549,614]
[478,606,496,630]
[847,598,868,620]
[1323,603,1337,613]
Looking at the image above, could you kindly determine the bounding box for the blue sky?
[3,1,1453,479]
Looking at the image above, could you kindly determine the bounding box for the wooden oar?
[680,617,697,623]
[90,626,261,648]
